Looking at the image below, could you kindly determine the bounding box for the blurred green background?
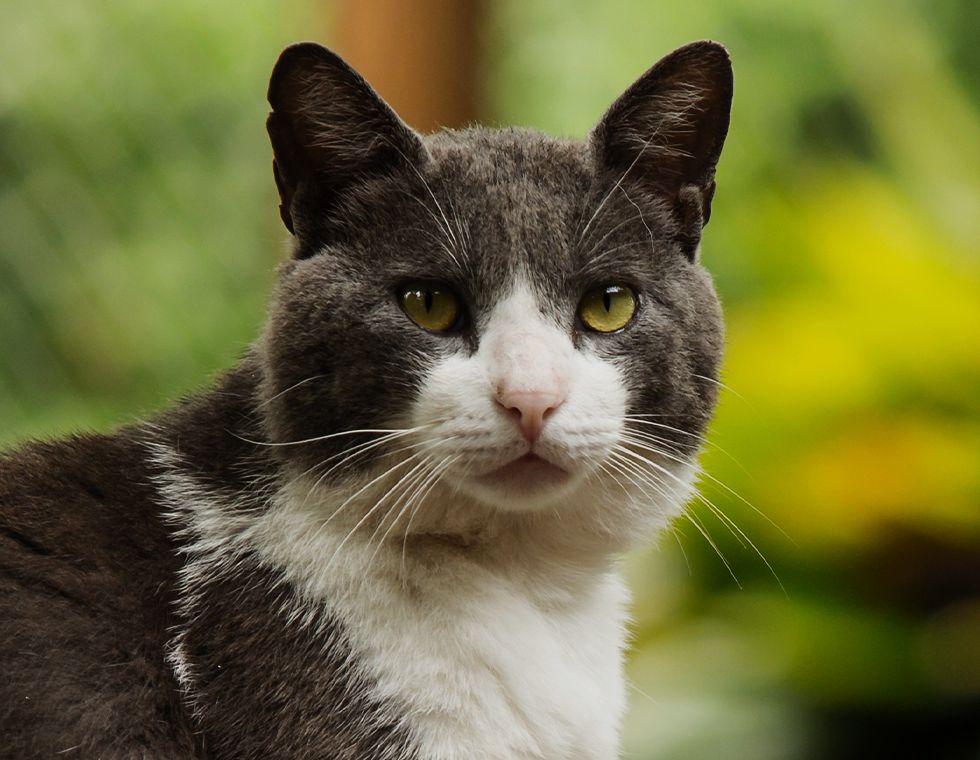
[1,1,978,758]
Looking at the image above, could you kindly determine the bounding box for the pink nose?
[495,388,564,444]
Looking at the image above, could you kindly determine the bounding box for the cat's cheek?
[411,355,484,426]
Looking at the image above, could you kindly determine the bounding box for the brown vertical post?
[333,0,484,133]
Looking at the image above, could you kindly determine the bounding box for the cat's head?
[259,42,731,543]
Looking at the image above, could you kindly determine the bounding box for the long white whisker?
[617,185,655,254]
[692,373,750,405]
[400,455,460,577]
[300,430,422,479]
[256,375,327,409]
[381,138,464,261]
[614,444,783,589]
[578,212,649,266]
[308,434,458,495]
[319,453,427,571]
[623,418,753,477]
[607,450,731,582]
[366,455,437,565]
[619,429,690,457]
[298,436,429,510]
[682,505,742,589]
[314,452,423,538]
[622,416,708,442]
[620,431,791,542]
[234,425,430,448]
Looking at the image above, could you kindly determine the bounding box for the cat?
[0,39,732,760]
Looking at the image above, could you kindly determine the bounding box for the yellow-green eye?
[400,284,462,332]
[578,285,637,333]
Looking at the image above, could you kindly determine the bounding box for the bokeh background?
[1,1,978,758]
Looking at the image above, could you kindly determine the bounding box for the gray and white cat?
[0,40,732,759]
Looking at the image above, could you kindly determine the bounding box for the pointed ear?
[590,41,733,254]
[266,43,426,237]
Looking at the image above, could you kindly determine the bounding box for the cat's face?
[260,43,731,533]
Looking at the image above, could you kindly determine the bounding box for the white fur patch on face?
[412,283,628,511]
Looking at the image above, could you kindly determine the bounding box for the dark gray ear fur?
[591,40,733,256]
[266,42,426,240]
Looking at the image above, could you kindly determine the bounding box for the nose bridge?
[484,292,570,444]
[495,329,563,395]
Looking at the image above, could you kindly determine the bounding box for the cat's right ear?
[266,43,426,238]
[590,41,733,258]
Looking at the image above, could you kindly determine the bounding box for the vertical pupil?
[424,289,433,312]
[603,288,612,312]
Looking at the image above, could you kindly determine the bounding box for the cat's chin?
[461,453,580,511]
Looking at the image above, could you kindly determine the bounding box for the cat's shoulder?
[0,428,167,558]
[0,429,199,757]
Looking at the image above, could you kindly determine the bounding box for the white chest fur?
[255,495,630,760]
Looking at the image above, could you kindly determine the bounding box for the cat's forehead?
[423,128,591,193]
[410,128,669,299]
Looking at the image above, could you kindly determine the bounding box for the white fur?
[151,281,699,759]
[257,488,631,760]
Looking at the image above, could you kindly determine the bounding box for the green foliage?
[0,0,314,440]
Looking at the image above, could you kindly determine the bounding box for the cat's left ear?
[266,43,427,238]
[590,41,733,256]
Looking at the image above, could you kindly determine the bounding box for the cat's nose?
[495,388,564,445]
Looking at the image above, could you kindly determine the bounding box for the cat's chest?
[265,529,629,760]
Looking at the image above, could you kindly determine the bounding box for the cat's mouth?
[472,452,571,497]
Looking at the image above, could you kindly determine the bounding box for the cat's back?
[0,430,198,757]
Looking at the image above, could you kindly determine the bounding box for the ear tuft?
[591,41,733,254]
[266,43,425,238]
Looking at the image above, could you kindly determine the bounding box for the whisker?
[623,418,755,482]
[296,435,432,509]
[614,444,783,590]
[367,455,437,565]
[593,460,633,502]
[404,224,465,271]
[233,425,431,448]
[300,430,422,479]
[312,451,423,537]
[622,417,708,443]
[617,185,655,253]
[669,521,693,576]
[399,454,460,577]
[607,450,676,507]
[319,453,427,571]
[576,136,652,243]
[607,449,735,584]
[306,434,458,496]
[380,136,465,263]
[620,428,690,457]
[577,212,649,268]
[256,375,326,409]
[692,373,751,405]
[620,431,792,542]
[682,505,743,589]
[575,240,651,278]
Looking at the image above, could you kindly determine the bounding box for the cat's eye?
[400,284,463,333]
[578,285,637,333]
